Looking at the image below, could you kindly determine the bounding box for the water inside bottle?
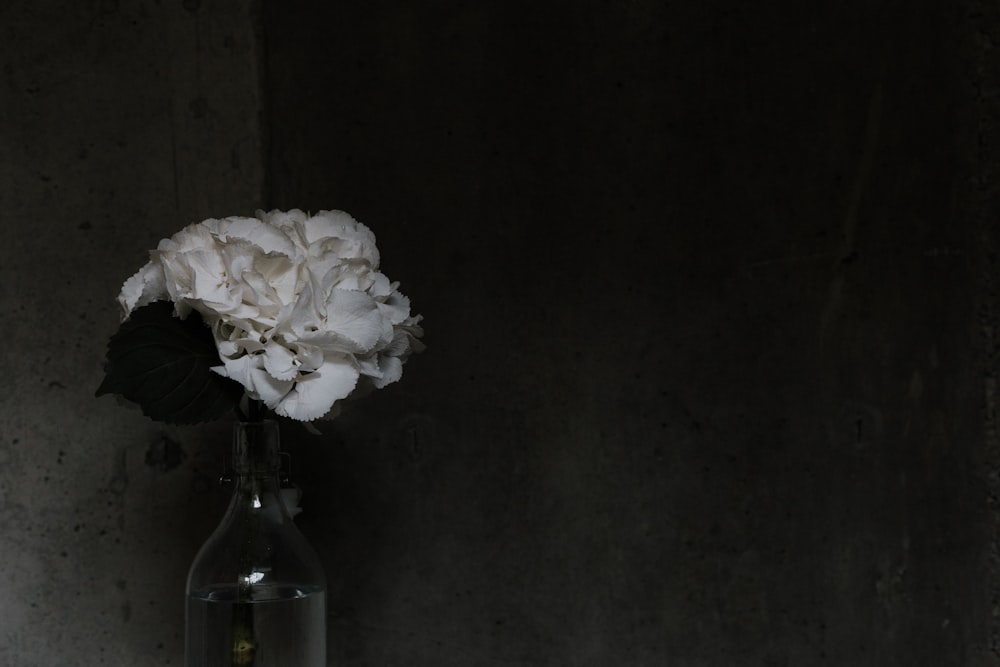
[185,583,326,667]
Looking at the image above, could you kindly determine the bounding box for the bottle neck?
[232,420,281,476]
[229,420,287,519]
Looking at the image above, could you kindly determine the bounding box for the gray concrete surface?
[2,0,999,665]
[0,1,263,664]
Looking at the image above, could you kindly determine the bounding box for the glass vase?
[185,420,326,666]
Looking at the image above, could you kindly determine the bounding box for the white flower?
[118,209,424,421]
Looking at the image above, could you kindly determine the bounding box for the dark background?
[264,1,997,664]
[1,0,998,664]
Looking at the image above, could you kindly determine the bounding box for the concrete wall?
[0,1,264,664]
[265,1,998,664]
[2,0,998,665]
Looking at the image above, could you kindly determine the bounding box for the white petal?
[377,290,411,325]
[297,329,361,355]
[384,317,425,357]
[356,356,382,379]
[283,279,322,338]
[262,340,299,381]
[214,356,293,406]
[186,250,231,303]
[304,211,380,265]
[155,251,192,302]
[217,216,296,256]
[159,222,216,253]
[213,357,249,384]
[294,342,324,371]
[117,261,167,319]
[257,208,308,231]
[275,358,360,421]
[367,271,393,298]
[324,289,383,351]
[301,210,356,244]
[251,365,296,407]
[253,255,301,305]
[371,356,402,388]
[217,340,239,357]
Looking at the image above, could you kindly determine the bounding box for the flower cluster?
[118,209,424,421]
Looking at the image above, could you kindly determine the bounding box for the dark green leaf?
[96,301,244,424]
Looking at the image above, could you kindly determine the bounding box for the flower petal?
[217,216,297,256]
[213,356,293,406]
[262,340,299,381]
[118,261,167,319]
[274,358,360,421]
[324,289,383,351]
[371,355,402,388]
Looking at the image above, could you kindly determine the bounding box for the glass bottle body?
[185,421,326,667]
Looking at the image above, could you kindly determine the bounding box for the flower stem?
[236,397,266,423]
[231,602,257,665]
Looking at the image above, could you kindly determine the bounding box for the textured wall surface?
[264,1,998,665]
[1,0,998,665]
[0,1,263,664]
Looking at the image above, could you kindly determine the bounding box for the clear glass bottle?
[185,420,326,666]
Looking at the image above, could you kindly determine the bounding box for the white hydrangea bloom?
[118,209,424,421]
